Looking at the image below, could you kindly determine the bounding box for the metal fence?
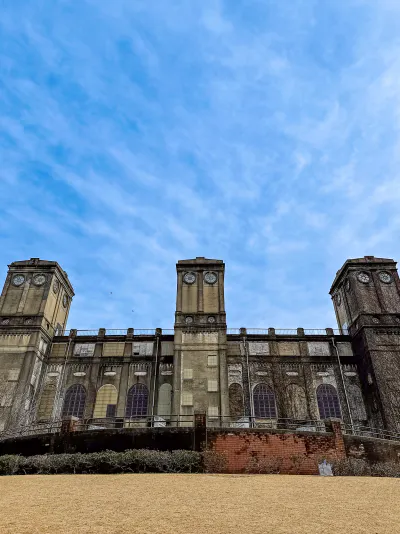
[1,417,400,443]
[57,328,345,337]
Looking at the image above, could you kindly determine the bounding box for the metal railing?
[2,417,399,443]
[340,423,400,442]
[56,328,346,338]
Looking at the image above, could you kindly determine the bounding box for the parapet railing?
[2,417,399,443]
[57,328,345,337]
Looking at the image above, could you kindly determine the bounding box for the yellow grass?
[0,474,399,533]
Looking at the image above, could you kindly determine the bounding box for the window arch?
[316,384,341,419]
[62,384,86,419]
[253,383,277,418]
[93,384,118,419]
[229,383,244,418]
[157,383,172,418]
[125,383,148,418]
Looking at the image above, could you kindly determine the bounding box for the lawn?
[0,474,399,533]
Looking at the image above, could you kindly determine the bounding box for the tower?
[172,258,229,421]
[0,258,74,430]
[330,256,400,431]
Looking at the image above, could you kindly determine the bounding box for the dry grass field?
[0,474,399,534]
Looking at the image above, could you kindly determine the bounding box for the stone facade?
[0,255,399,434]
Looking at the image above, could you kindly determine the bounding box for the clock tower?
[172,258,229,422]
[330,256,400,431]
[0,258,74,430]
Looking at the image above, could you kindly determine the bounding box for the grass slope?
[0,474,399,533]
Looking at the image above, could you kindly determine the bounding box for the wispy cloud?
[1,0,400,329]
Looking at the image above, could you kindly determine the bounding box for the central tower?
[173,258,228,421]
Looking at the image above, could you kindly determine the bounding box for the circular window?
[12,274,25,286]
[33,274,46,286]
[379,271,392,284]
[183,272,196,285]
[357,271,370,284]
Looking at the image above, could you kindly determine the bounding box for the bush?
[331,458,400,478]
[0,449,203,476]
[244,456,282,474]
[203,450,227,473]
[332,458,372,477]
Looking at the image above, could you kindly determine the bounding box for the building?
[0,255,400,434]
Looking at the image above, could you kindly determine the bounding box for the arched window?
[125,383,148,418]
[157,383,172,418]
[229,383,244,418]
[37,383,57,421]
[93,384,118,419]
[317,384,341,419]
[253,383,277,418]
[62,384,86,419]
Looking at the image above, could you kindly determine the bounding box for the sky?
[1,0,400,331]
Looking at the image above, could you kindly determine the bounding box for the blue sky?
[1,0,400,330]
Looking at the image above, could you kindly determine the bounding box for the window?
[74,343,95,357]
[316,384,342,419]
[208,380,218,392]
[181,392,193,406]
[93,384,118,418]
[207,355,218,367]
[208,406,219,417]
[253,383,277,418]
[183,368,193,380]
[106,404,116,418]
[125,383,148,418]
[39,338,48,355]
[62,384,86,419]
[229,383,244,418]
[157,383,172,418]
[8,369,20,381]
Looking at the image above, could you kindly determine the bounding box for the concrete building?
[0,255,399,433]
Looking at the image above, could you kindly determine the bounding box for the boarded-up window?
[208,380,218,392]
[103,343,125,357]
[157,383,172,418]
[74,343,95,357]
[229,383,244,418]
[208,406,219,417]
[308,342,331,356]
[181,392,193,406]
[93,384,118,419]
[253,383,277,418]
[132,343,153,357]
[51,343,67,358]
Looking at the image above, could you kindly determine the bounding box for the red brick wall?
[208,424,346,474]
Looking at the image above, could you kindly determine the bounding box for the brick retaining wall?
[207,422,345,474]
